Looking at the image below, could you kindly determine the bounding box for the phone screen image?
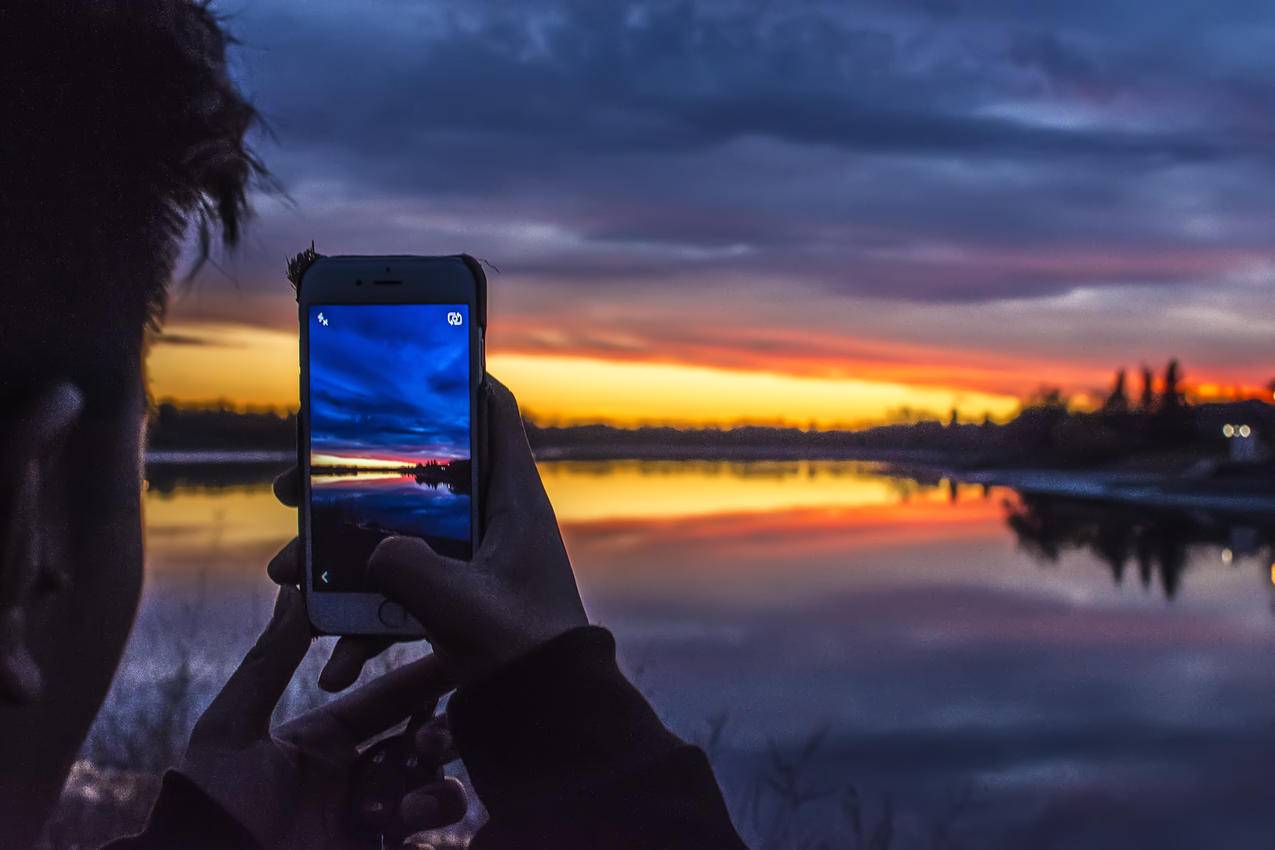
[307,303,472,593]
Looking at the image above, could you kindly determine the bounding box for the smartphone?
[298,255,486,636]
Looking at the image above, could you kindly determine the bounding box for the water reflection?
[1005,491,1275,603]
[108,459,1275,850]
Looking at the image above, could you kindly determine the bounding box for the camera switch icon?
[446,311,463,326]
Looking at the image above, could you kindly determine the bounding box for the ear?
[0,383,83,705]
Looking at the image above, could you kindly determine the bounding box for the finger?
[273,466,300,507]
[316,654,453,747]
[195,586,311,745]
[266,538,300,585]
[481,377,546,518]
[318,635,394,692]
[401,777,468,831]
[368,536,471,637]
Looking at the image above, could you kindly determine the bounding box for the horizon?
[310,452,465,469]
[151,353,1272,432]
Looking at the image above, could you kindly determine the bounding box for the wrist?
[447,626,682,816]
[462,613,588,686]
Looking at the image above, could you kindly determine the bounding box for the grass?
[693,718,978,850]
[38,592,976,849]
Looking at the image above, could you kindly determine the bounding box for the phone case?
[289,250,491,635]
[288,247,488,331]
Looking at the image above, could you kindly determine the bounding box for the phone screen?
[307,303,472,593]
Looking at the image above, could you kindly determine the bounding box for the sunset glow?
[309,453,408,470]
[147,317,1269,428]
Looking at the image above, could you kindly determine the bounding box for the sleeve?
[447,626,748,850]
[100,770,259,850]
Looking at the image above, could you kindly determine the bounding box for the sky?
[150,0,1275,426]
[307,304,471,463]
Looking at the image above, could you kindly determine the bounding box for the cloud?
[153,331,233,347]
[308,303,471,460]
[210,2,1275,289]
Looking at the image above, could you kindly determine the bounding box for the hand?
[368,377,588,685]
[267,489,396,694]
[271,376,588,688]
[180,584,466,849]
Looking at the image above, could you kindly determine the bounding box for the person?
[2,0,748,846]
[1,1,463,846]
[268,378,751,849]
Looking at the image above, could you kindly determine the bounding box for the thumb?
[368,536,470,637]
[194,586,311,747]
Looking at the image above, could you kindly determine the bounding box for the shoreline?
[142,447,1275,516]
[944,467,1275,516]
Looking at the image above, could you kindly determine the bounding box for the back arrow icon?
[321,571,330,584]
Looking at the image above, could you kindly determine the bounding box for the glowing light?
[1222,424,1235,437]
[1238,424,1252,438]
[309,453,406,470]
[1221,548,1233,565]
[1270,563,1275,587]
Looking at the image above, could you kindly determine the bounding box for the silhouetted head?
[0,1,259,842]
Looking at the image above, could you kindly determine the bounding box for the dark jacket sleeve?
[101,770,258,850]
[448,625,748,850]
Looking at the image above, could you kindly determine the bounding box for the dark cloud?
[191,0,1275,315]
[153,331,232,347]
[308,303,471,460]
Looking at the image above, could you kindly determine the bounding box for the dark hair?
[1,0,265,330]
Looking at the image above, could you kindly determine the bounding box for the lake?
[310,472,473,587]
[93,460,1275,849]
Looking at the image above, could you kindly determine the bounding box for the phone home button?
[377,600,408,629]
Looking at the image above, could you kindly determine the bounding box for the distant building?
[1227,424,1265,462]
[1196,399,1274,463]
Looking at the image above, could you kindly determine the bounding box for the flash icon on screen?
[446,311,463,326]
[317,312,329,327]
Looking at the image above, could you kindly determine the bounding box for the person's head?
[0,0,259,840]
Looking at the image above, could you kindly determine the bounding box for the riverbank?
[947,465,1275,516]
[142,446,1275,516]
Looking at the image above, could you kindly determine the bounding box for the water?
[311,473,471,542]
[106,461,1275,848]
[311,472,472,585]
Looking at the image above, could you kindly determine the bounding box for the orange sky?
[146,319,1023,425]
[146,316,1271,427]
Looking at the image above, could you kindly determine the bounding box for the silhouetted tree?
[1028,386,1067,409]
[1139,365,1156,411]
[1103,368,1129,414]
[1000,494,1260,603]
[1161,359,1184,413]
